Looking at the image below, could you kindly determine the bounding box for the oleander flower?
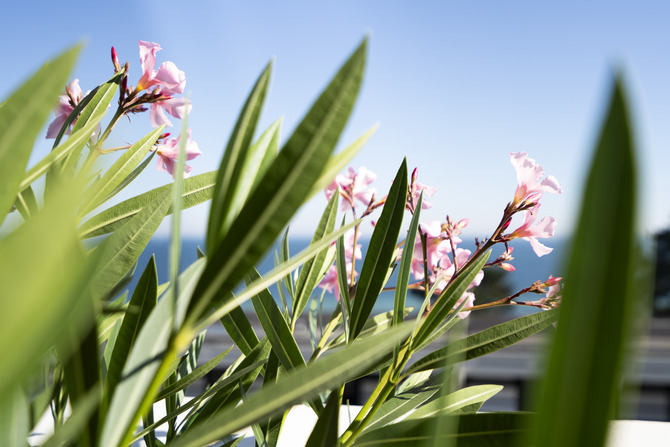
[510,152,562,205]
[509,203,556,256]
[46,79,82,139]
[325,166,377,212]
[155,129,202,179]
[136,41,191,127]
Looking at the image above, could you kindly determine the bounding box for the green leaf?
[220,306,260,356]
[355,412,530,447]
[153,347,232,402]
[13,185,38,220]
[90,188,171,299]
[350,159,407,338]
[249,268,306,372]
[132,358,268,442]
[77,170,216,239]
[95,151,157,208]
[406,309,558,375]
[0,388,29,447]
[308,124,378,199]
[365,379,441,431]
[197,219,360,333]
[59,72,122,175]
[412,251,490,349]
[0,182,95,398]
[250,117,282,193]
[41,386,101,447]
[100,258,206,447]
[187,339,272,428]
[533,78,640,447]
[188,38,367,326]
[18,114,106,192]
[81,126,164,214]
[104,256,158,409]
[306,390,341,447]
[60,323,100,447]
[0,45,79,224]
[207,61,272,252]
[405,385,503,421]
[327,308,413,350]
[257,352,282,447]
[171,323,415,447]
[293,191,339,321]
[395,193,422,326]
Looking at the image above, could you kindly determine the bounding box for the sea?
[125,235,569,317]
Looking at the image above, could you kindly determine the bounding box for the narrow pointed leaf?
[59,73,122,176]
[188,39,367,326]
[0,45,79,223]
[105,256,158,405]
[308,124,378,199]
[350,159,407,338]
[90,189,171,299]
[365,380,441,431]
[78,171,216,239]
[188,339,272,428]
[207,61,272,252]
[395,193,422,326]
[18,114,105,191]
[13,185,38,219]
[306,389,341,447]
[100,258,206,447]
[534,78,639,447]
[220,307,260,356]
[249,268,306,372]
[82,126,164,213]
[356,412,530,447]
[170,323,414,447]
[0,183,94,398]
[405,385,503,420]
[406,308,558,375]
[153,347,232,402]
[293,191,339,320]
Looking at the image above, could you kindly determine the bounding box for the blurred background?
[1,0,668,420]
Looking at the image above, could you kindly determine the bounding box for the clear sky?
[1,1,668,241]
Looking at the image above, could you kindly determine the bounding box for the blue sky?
[1,1,669,242]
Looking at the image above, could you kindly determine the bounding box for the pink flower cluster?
[316,154,562,319]
[46,41,201,179]
[325,166,377,213]
[410,219,482,318]
[505,152,562,256]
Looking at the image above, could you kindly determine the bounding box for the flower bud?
[111,47,120,72]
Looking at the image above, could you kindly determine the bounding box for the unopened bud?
[111,47,120,72]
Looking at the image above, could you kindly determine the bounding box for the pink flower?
[150,93,192,127]
[136,41,190,127]
[325,166,377,212]
[155,129,202,179]
[455,292,475,319]
[410,221,450,281]
[46,79,82,138]
[137,41,186,94]
[509,204,556,256]
[319,263,357,302]
[510,152,561,205]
